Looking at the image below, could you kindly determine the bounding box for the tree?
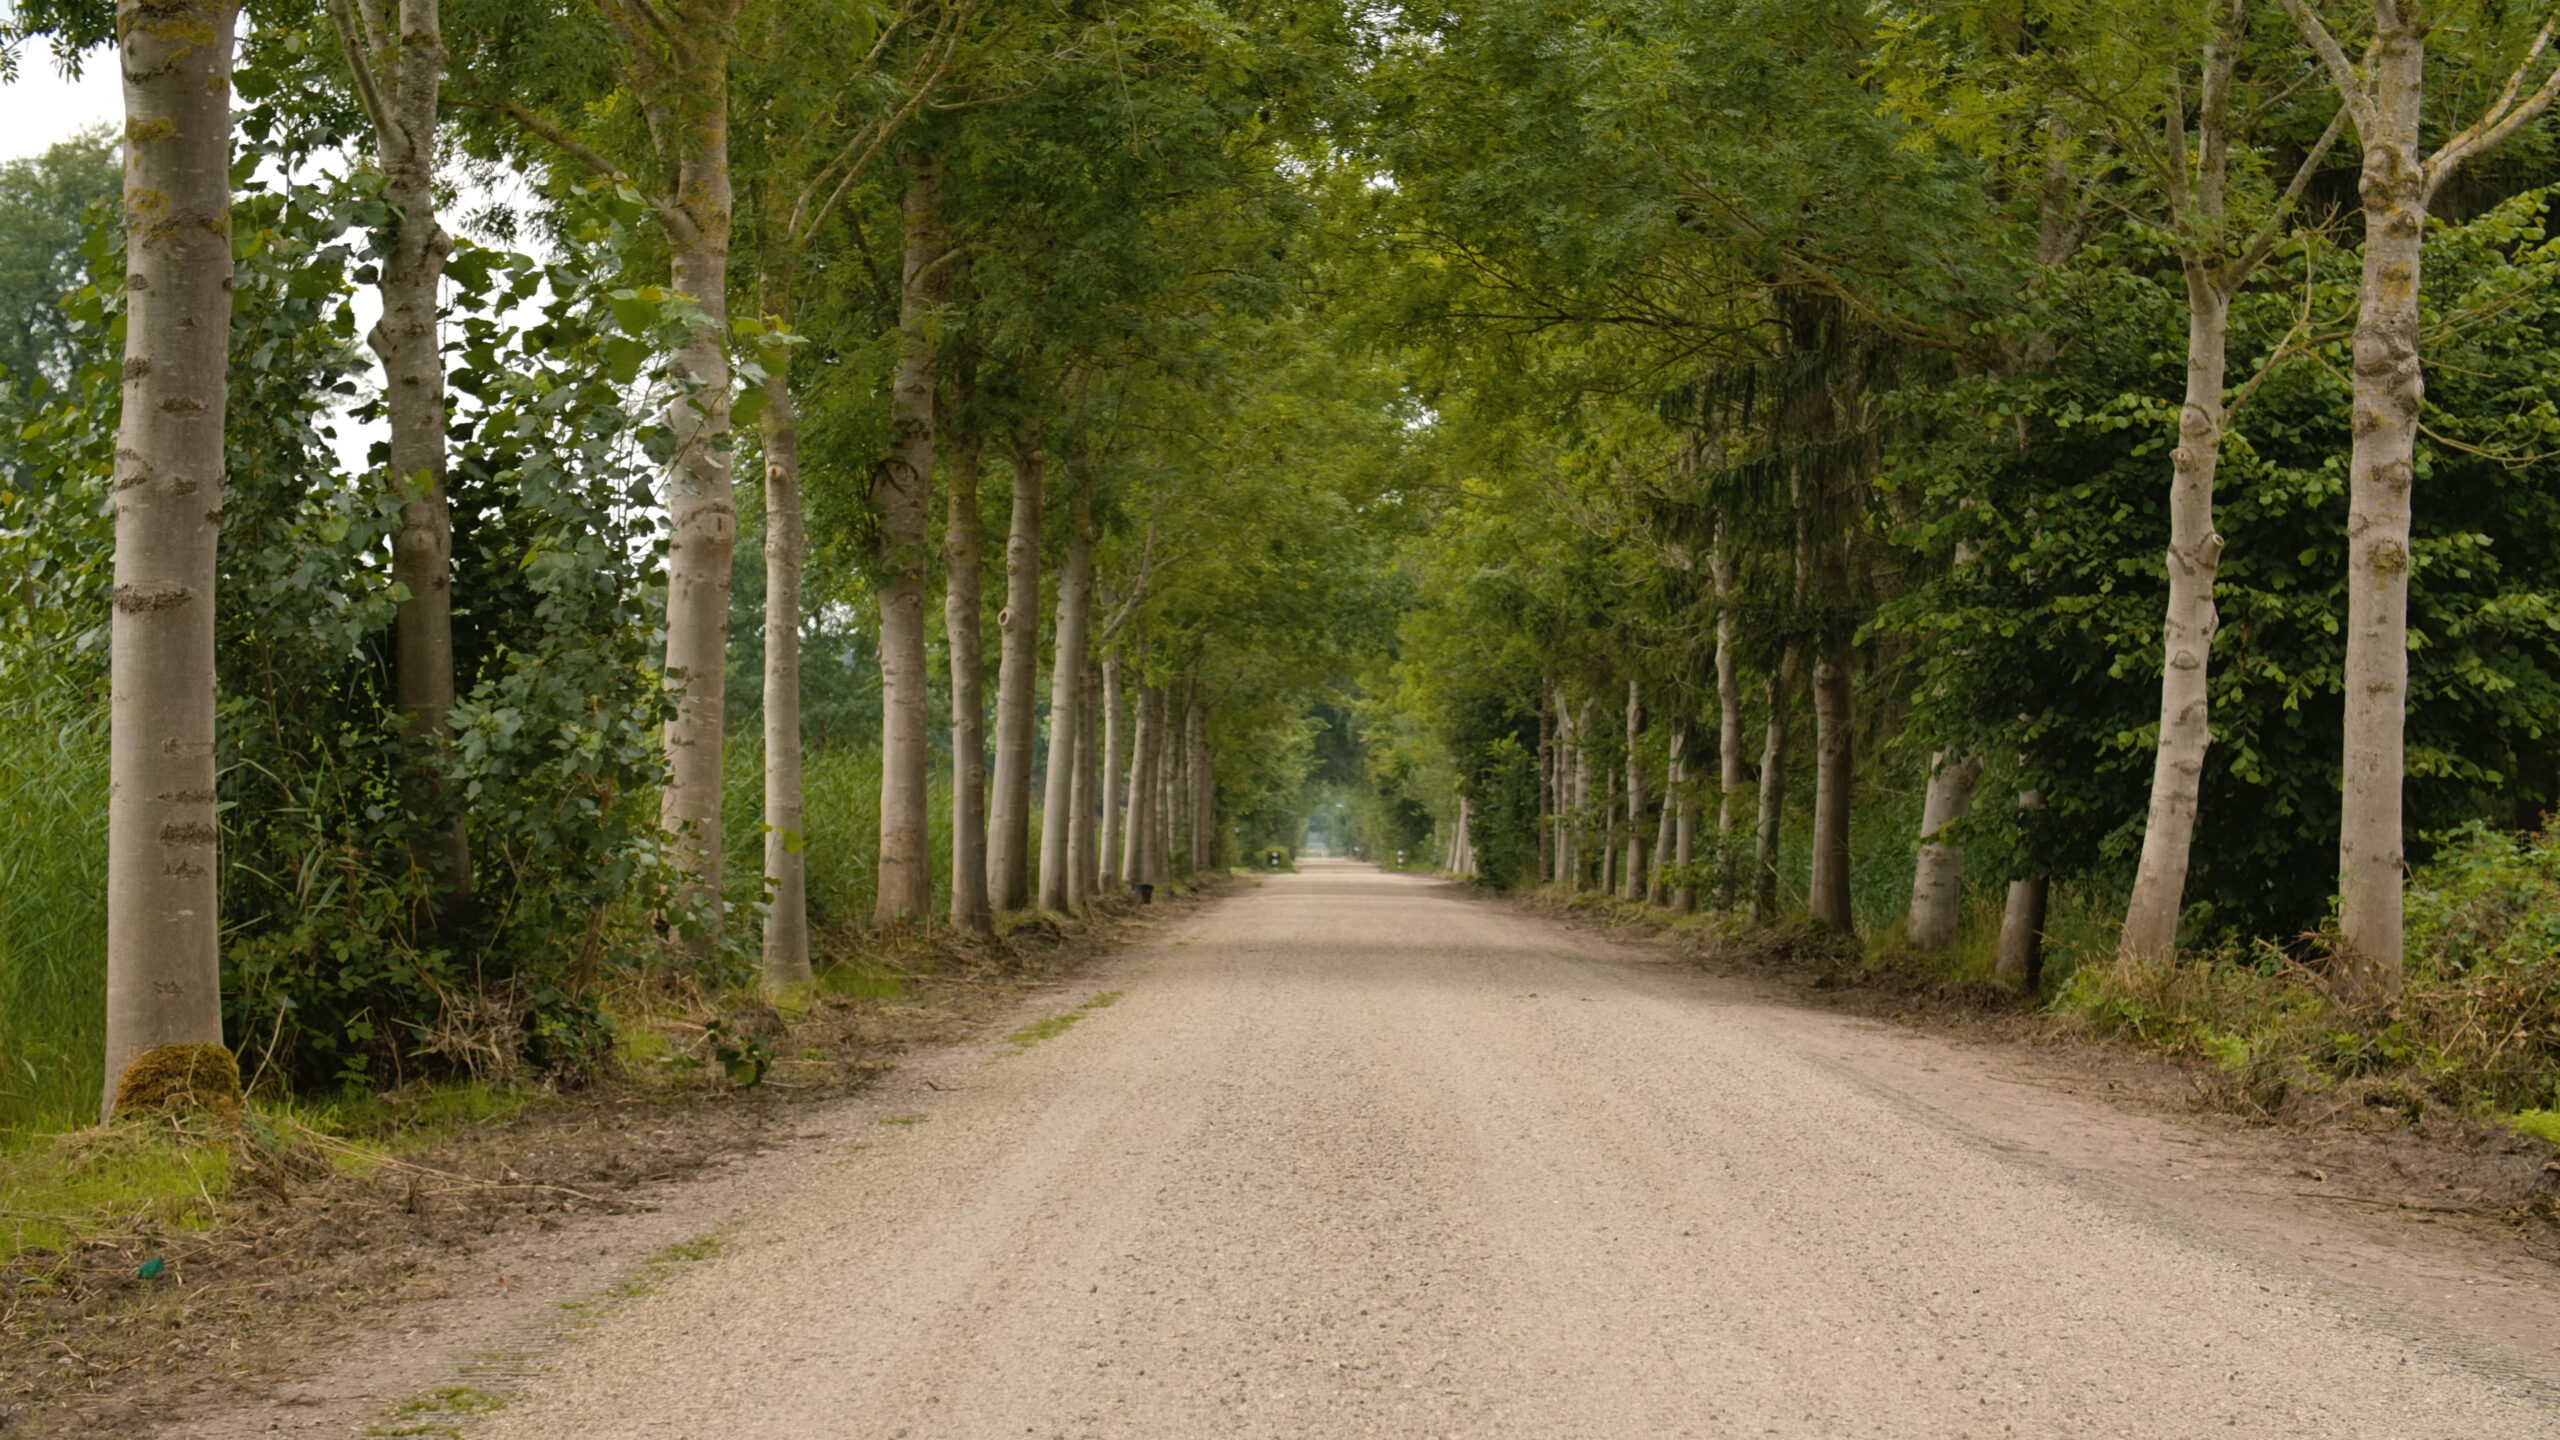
[101,0,240,1117]
[328,0,472,927]
[466,0,750,953]
[2279,0,2560,998]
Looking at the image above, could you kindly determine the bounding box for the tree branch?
[2427,21,2560,202]
[326,0,401,148]
[2277,0,2375,134]
[466,87,702,249]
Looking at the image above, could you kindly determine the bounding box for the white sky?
[2,49,120,163]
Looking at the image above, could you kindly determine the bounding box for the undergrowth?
[2054,824,2560,1131]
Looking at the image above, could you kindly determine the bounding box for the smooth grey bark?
[488,1,747,952]
[1143,687,1170,883]
[1808,635,1855,933]
[1536,704,1553,883]
[1036,496,1093,912]
[1120,678,1152,885]
[871,155,943,926]
[1651,736,1679,906]
[1621,679,1647,902]
[1167,692,1190,875]
[985,422,1042,911]
[1710,535,1744,906]
[1191,710,1215,872]
[2282,0,2560,997]
[1907,752,1984,952]
[330,0,469,923]
[1996,878,2050,991]
[102,0,240,1118]
[1098,651,1124,886]
[757,266,810,983]
[943,423,990,933]
[1067,660,1096,909]
[1670,729,1696,912]
[1996,790,2050,989]
[1752,649,1800,923]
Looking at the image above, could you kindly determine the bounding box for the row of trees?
[1361,0,2560,996]
[0,0,1407,1121]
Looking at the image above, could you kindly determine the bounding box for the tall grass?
[0,683,110,1136]
[722,739,1029,935]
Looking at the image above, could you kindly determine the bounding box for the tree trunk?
[757,259,810,983]
[1066,660,1096,910]
[1995,789,2050,988]
[1571,703,1592,889]
[985,421,1043,910]
[1167,694,1190,876]
[942,422,990,933]
[1192,711,1215,872]
[1907,752,1983,952]
[1650,735,1679,906]
[2116,278,2234,969]
[1621,678,1646,901]
[657,121,741,951]
[1600,767,1617,897]
[1179,698,1205,875]
[1808,635,1855,933]
[2332,13,2428,1000]
[1711,535,1744,907]
[1996,876,2049,991]
[1036,496,1093,912]
[1753,647,1800,923]
[1536,703,1553,883]
[333,0,468,925]
[1671,728,1696,913]
[870,155,943,927]
[103,0,239,1118]
[1148,688,1172,882]
[1098,652,1124,886]
[1120,679,1152,885]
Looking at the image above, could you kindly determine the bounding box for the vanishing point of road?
[474,862,2554,1439]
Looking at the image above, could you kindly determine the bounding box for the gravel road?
[472,862,2556,1439]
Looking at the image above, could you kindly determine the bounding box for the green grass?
[0,1120,231,1261]
[1003,990,1123,1049]
[2508,1110,2560,1146]
[0,680,110,1135]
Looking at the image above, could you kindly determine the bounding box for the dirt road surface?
[261,863,2560,1437]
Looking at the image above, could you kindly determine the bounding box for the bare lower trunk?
[333,0,467,923]
[1808,636,1854,933]
[1192,712,1215,871]
[1167,696,1190,876]
[2329,15,2429,1000]
[1147,688,1172,883]
[1067,661,1095,910]
[943,427,990,933]
[1177,699,1204,875]
[1907,752,1983,952]
[871,156,943,927]
[1650,741,1678,906]
[758,278,810,983]
[1995,789,2049,988]
[1036,498,1093,912]
[103,0,239,1117]
[1671,730,1696,912]
[1600,768,1617,896]
[657,144,740,951]
[1622,679,1646,901]
[2117,279,2233,969]
[1753,647,1800,923]
[985,422,1043,910]
[1571,704,1592,889]
[1098,653,1124,885]
[1120,682,1152,885]
[1711,538,1744,906]
[1536,705,1553,883]
[1996,876,2049,991]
